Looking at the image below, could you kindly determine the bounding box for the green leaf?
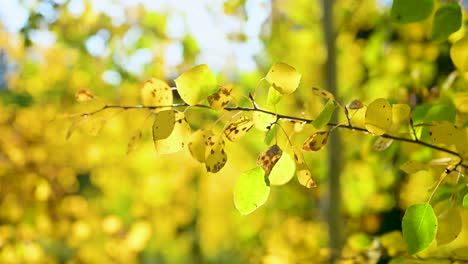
[175,64,217,105]
[431,2,462,42]
[233,167,270,215]
[402,203,438,255]
[269,153,295,186]
[267,86,282,105]
[265,62,301,94]
[264,124,278,145]
[391,0,435,24]
[312,100,336,129]
[463,193,468,208]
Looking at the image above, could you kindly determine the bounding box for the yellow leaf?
[141,78,173,107]
[265,62,301,94]
[400,160,428,174]
[223,116,254,142]
[429,122,468,158]
[127,130,142,154]
[257,144,283,176]
[188,129,213,162]
[152,110,176,140]
[450,35,468,71]
[269,153,295,186]
[435,202,462,245]
[347,99,364,110]
[372,137,393,151]
[153,111,191,154]
[365,98,392,135]
[75,89,95,103]
[311,87,335,101]
[302,131,329,152]
[175,64,217,105]
[252,111,277,131]
[67,114,105,139]
[207,84,233,110]
[392,104,411,124]
[292,147,317,188]
[205,135,227,173]
[454,94,468,113]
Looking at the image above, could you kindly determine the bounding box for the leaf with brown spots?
[127,130,143,154]
[188,129,213,162]
[75,89,95,103]
[292,147,317,188]
[224,116,254,142]
[372,137,394,151]
[302,131,329,152]
[153,111,191,154]
[347,99,364,110]
[208,84,234,110]
[205,135,227,173]
[365,98,392,135]
[311,87,335,101]
[141,78,173,108]
[257,144,283,176]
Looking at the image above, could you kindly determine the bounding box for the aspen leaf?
[429,122,468,158]
[347,99,364,110]
[205,135,227,173]
[223,116,254,142]
[450,35,468,72]
[267,85,282,105]
[252,111,277,131]
[233,166,270,215]
[265,62,301,94]
[264,124,278,145]
[293,147,317,188]
[257,144,283,176]
[431,2,462,42]
[141,78,173,107]
[311,87,335,101]
[302,131,329,152]
[365,98,392,135]
[188,129,213,162]
[312,100,335,129]
[402,203,437,255]
[454,94,468,113]
[152,110,176,140]
[372,137,393,151]
[268,153,295,186]
[400,160,428,174]
[207,84,233,110]
[175,64,217,105]
[435,202,462,245]
[127,130,142,154]
[463,194,468,208]
[391,0,435,24]
[67,114,105,139]
[153,111,191,154]
[75,89,95,103]
[392,104,411,124]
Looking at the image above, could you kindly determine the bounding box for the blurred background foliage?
[1,0,468,263]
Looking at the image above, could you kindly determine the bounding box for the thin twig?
[79,103,467,169]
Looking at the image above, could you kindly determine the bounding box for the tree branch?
[78,103,467,169]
